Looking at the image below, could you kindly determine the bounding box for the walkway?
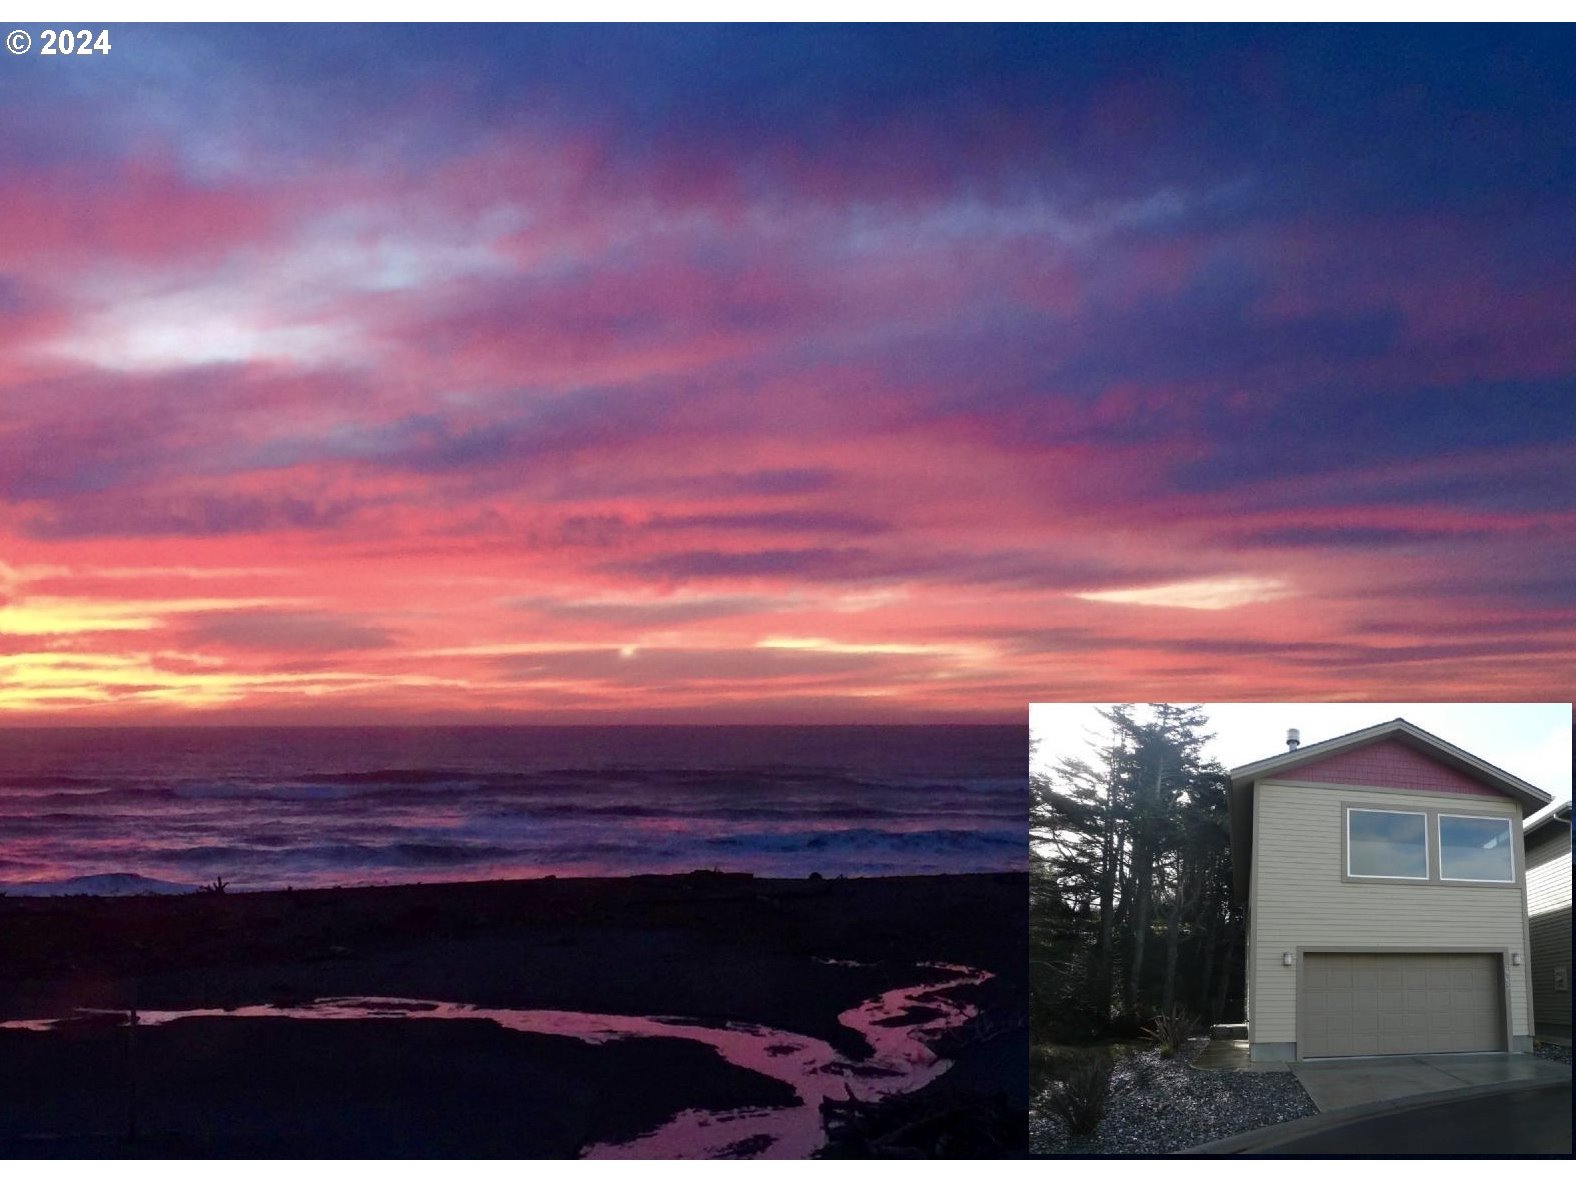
[1291,1052,1570,1112]
[1191,1038,1289,1073]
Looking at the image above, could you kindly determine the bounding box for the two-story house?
[1524,800,1572,1040]
[1228,718,1553,1062]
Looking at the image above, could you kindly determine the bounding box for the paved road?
[1257,1082,1571,1155]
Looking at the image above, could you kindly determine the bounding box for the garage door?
[1301,953,1506,1058]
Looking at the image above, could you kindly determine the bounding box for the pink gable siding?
[1288,736,1508,798]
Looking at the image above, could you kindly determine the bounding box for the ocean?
[0,725,1027,893]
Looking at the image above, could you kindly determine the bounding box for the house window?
[1438,814,1515,882]
[1347,808,1429,879]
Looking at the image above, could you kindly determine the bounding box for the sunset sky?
[2,24,1574,723]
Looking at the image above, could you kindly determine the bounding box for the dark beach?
[0,871,1027,1158]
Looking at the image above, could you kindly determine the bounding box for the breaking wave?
[0,725,1027,892]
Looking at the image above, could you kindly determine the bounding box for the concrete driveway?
[1291,1052,1571,1112]
[1186,1080,1572,1155]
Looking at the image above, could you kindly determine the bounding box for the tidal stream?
[1,961,990,1158]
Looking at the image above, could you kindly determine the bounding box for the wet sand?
[0,872,1027,1157]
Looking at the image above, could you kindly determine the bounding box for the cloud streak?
[1,25,1573,720]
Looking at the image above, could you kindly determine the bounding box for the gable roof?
[1227,717,1555,902]
[1229,717,1552,806]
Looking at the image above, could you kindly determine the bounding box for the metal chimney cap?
[1287,727,1301,750]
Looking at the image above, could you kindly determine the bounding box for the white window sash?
[1346,806,1430,880]
[1437,812,1516,883]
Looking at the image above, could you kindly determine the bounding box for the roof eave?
[1227,718,1554,812]
[1525,800,1573,838]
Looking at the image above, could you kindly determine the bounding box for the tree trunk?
[1126,841,1151,1011]
[1198,904,1219,1021]
[1113,823,1134,1012]
[1160,876,1181,1014]
[1126,759,1165,1011]
[1214,922,1237,1022]
[1092,769,1118,1016]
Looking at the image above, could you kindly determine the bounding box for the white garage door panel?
[1301,952,1505,1057]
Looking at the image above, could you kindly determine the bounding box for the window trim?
[1437,812,1516,884]
[1330,793,1524,889]
[1345,806,1431,881]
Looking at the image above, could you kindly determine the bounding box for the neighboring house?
[1524,800,1572,1039]
[1228,718,1553,1062]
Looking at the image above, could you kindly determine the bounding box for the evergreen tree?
[1030,704,1243,1043]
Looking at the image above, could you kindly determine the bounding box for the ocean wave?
[0,774,115,791]
[0,811,139,827]
[0,787,127,805]
[0,726,1028,887]
[701,827,1026,854]
[3,766,1021,810]
[170,780,437,802]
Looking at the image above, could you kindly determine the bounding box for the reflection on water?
[0,962,988,1159]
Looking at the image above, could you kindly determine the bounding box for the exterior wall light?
[1511,952,1523,966]
[1283,952,1295,966]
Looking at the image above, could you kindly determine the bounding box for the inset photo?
[1030,702,1572,1156]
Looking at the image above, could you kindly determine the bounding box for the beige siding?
[1253,780,1530,1046]
[1526,825,1571,917]
[1525,825,1572,1032]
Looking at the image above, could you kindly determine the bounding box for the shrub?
[1143,1007,1199,1058]
[1041,1049,1112,1136]
[199,876,229,894]
[1108,1006,1156,1040]
[1029,1045,1061,1098]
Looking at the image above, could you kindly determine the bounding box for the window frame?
[1329,794,1524,889]
[1345,806,1431,882]
[1437,812,1517,884]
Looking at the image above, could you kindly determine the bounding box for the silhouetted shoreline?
[0,871,1027,1158]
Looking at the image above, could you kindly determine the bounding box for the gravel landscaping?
[1032,1038,1317,1155]
[1533,1041,1572,1066]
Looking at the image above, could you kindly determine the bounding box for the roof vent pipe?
[1287,728,1300,751]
